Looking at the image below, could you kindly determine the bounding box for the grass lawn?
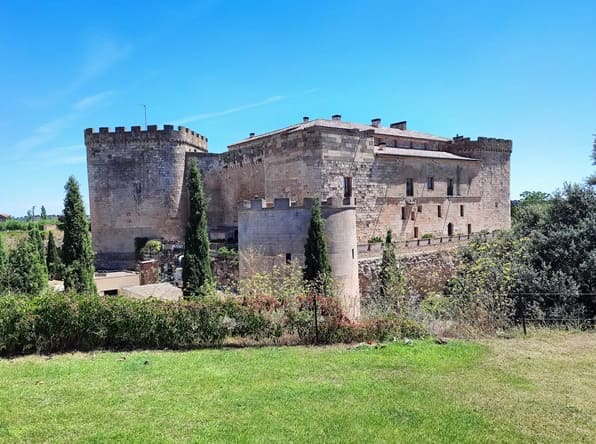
[0,331,593,443]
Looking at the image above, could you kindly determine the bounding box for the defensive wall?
[238,197,360,320]
[85,125,208,270]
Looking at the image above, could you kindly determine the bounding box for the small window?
[352,248,354,259]
[343,177,352,198]
[417,205,422,213]
[414,227,419,238]
[447,178,454,197]
[460,205,464,217]
[401,207,406,220]
[285,253,291,264]
[437,205,442,217]
[411,211,415,221]
[406,178,414,197]
[495,202,499,208]
[426,176,434,190]
[467,224,472,235]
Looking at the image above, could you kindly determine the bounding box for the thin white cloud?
[73,90,115,111]
[175,95,286,125]
[49,155,87,166]
[21,37,131,108]
[13,114,77,155]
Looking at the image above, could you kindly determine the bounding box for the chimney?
[390,121,407,130]
[249,132,255,138]
[303,116,309,123]
[371,118,381,128]
[332,114,341,121]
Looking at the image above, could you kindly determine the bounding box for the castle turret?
[85,124,208,270]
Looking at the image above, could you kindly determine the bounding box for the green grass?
[0,331,594,443]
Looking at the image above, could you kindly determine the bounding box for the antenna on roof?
[139,104,147,126]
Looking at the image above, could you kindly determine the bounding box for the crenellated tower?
[85,124,208,270]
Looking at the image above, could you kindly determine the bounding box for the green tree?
[378,229,406,313]
[62,176,96,294]
[0,236,8,293]
[46,230,62,280]
[28,225,46,268]
[589,136,596,185]
[182,161,213,296]
[303,198,332,296]
[8,237,48,294]
[40,205,47,220]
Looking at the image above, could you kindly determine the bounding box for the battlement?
[448,136,512,154]
[239,196,356,211]
[84,124,208,151]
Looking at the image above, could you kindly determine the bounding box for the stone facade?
[85,116,511,276]
[238,197,360,320]
[85,125,207,269]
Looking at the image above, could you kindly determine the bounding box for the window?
[343,177,352,198]
[460,205,464,217]
[467,224,472,235]
[437,205,442,217]
[352,248,355,259]
[406,178,414,196]
[447,178,454,196]
[411,211,415,221]
[285,253,291,264]
[495,202,499,208]
[401,207,406,220]
[417,205,422,213]
[426,176,434,190]
[414,227,419,238]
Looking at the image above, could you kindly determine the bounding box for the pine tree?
[8,237,47,294]
[46,230,62,280]
[378,229,406,313]
[0,236,8,293]
[62,176,96,294]
[303,198,332,296]
[182,160,213,296]
[28,225,47,271]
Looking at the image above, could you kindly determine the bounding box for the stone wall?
[238,197,360,320]
[85,125,207,270]
[359,250,459,313]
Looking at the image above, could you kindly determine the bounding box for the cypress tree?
[8,237,47,294]
[378,229,406,313]
[182,160,213,296]
[0,236,7,293]
[28,225,47,272]
[46,230,62,280]
[303,198,332,296]
[40,205,47,220]
[62,176,96,294]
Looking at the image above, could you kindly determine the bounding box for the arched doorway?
[447,223,454,237]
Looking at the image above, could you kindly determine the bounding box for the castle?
[85,115,512,318]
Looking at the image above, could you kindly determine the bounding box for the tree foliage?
[7,237,48,295]
[0,236,8,292]
[303,198,332,296]
[40,205,47,220]
[589,135,596,185]
[182,161,213,296]
[447,183,596,331]
[46,230,62,280]
[62,176,96,294]
[378,230,406,314]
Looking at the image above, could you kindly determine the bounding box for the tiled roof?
[374,146,478,161]
[229,118,450,146]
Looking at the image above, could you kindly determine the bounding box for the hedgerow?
[0,292,426,357]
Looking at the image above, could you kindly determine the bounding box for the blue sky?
[1,0,595,216]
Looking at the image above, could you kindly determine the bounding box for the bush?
[0,291,427,356]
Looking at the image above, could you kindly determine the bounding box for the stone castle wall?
[238,197,360,320]
[85,125,208,270]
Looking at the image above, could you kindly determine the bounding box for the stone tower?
[85,125,208,270]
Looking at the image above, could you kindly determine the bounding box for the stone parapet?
[85,124,208,151]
